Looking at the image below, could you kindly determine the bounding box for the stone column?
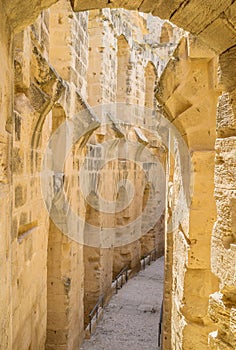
[156,36,220,349]
[208,48,236,349]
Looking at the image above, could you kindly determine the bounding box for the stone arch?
[144,61,157,128]
[160,22,174,44]
[116,34,130,103]
[51,103,66,132]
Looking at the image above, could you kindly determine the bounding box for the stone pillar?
[163,130,174,350]
[208,47,236,348]
[46,105,85,349]
[156,36,220,349]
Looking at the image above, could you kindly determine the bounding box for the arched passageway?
[1,1,236,350]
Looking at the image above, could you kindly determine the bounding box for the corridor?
[81,257,164,350]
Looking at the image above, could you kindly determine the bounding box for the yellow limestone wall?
[1,1,236,350]
[156,35,236,349]
[0,2,13,350]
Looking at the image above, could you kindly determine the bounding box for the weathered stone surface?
[199,16,236,54]
[209,291,236,349]
[5,0,58,32]
[0,141,8,184]
[217,92,236,137]
[219,46,236,92]
[156,38,219,151]
[171,0,232,35]
[215,137,236,190]
[156,26,222,349]
[1,1,236,350]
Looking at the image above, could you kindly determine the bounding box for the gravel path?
[80,256,164,350]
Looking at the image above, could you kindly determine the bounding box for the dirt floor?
[80,256,164,350]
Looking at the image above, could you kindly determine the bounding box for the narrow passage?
[81,257,164,350]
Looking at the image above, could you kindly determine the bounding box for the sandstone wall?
[13,14,52,350]
[11,3,90,348]
[2,1,236,350]
[208,59,236,349]
[156,34,236,350]
[0,2,13,349]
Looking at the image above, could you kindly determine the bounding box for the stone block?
[0,141,8,184]
[15,184,27,208]
[219,44,236,91]
[12,147,24,175]
[171,0,232,36]
[201,16,236,54]
[14,29,31,93]
[209,292,236,349]
[224,1,236,34]
[190,151,216,210]
[183,269,219,321]
[217,92,236,137]
[187,35,216,59]
[212,228,236,287]
[215,137,236,190]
